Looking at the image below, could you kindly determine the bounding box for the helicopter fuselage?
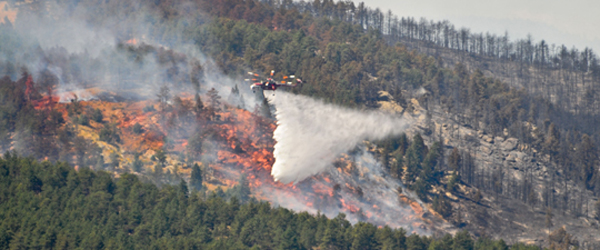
[247,71,302,93]
[251,79,283,92]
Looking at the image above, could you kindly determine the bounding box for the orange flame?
[339,198,360,213]
[125,38,138,45]
[26,90,435,232]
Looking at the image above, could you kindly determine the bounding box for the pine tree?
[404,134,426,186]
[190,163,203,191]
[132,152,143,172]
[235,174,251,203]
[405,234,426,250]
[179,179,189,198]
[433,195,452,218]
[157,85,171,110]
[207,88,221,111]
[397,133,408,156]
[109,152,120,169]
[452,230,474,250]
[447,172,460,192]
[154,149,167,169]
[194,94,205,114]
[472,189,482,203]
[578,134,598,188]
[544,123,560,157]
[448,147,461,171]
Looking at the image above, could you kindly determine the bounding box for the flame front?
[205,108,435,234]
[30,92,437,234]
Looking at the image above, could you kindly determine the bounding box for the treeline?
[0,154,543,250]
[288,0,600,120]
[192,0,600,135]
[199,0,600,80]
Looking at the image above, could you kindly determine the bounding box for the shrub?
[77,114,89,126]
[143,104,156,112]
[133,123,143,134]
[91,108,103,123]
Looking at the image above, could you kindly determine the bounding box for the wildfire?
[55,89,96,103]
[0,2,17,24]
[340,198,360,213]
[207,108,440,233]
[125,38,138,45]
[27,85,438,233]
[31,95,60,110]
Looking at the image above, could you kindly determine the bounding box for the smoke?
[269,92,412,184]
[0,0,270,112]
[14,7,115,57]
[326,148,431,234]
[2,1,263,106]
[256,147,437,235]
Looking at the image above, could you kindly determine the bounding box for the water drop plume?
[269,92,411,184]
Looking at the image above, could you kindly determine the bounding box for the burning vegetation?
[0,1,452,232]
[3,0,600,246]
[0,64,442,234]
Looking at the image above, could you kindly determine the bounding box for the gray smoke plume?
[268,92,412,184]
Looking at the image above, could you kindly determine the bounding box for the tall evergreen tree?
[190,163,203,191]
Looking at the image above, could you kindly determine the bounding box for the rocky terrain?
[382,91,600,247]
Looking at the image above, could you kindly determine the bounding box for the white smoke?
[14,2,116,58]
[269,92,412,184]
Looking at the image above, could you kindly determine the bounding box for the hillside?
[0,0,599,248]
[401,96,600,246]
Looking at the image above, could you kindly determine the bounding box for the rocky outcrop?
[501,138,519,151]
[400,99,600,246]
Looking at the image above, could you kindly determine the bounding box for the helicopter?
[246,70,303,93]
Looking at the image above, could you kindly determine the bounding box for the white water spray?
[269,92,412,184]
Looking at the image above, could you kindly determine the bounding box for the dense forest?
[0,154,541,249]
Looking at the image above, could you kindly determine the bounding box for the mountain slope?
[0,0,599,247]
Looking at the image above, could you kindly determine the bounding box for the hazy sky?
[362,0,600,53]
